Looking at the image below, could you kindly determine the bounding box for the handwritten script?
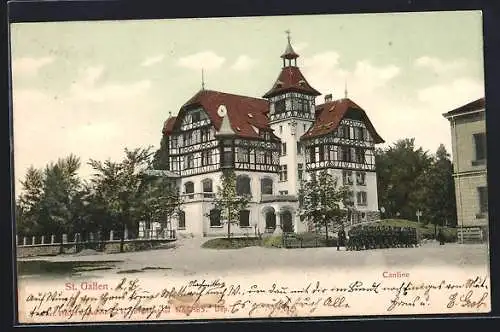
[21,275,490,321]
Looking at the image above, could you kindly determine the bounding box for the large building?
[443,97,488,242]
[158,35,384,237]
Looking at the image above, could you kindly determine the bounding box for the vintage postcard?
[10,11,490,324]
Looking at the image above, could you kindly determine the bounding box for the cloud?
[141,54,165,67]
[177,51,225,71]
[301,51,400,98]
[417,78,484,110]
[299,50,458,155]
[231,55,257,71]
[293,42,308,52]
[415,56,467,74]
[12,56,55,76]
[12,66,160,196]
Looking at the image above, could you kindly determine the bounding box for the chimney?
[324,94,332,103]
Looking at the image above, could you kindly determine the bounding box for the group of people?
[336,225,419,251]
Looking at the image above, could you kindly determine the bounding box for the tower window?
[281,143,287,156]
[184,181,194,199]
[279,165,288,182]
[275,100,286,114]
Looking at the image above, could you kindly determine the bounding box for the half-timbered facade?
[158,34,384,237]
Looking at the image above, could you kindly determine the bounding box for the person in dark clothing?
[437,228,445,245]
[337,226,346,251]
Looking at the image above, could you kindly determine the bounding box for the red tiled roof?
[170,89,274,139]
[301,98,384,144]
[162,116,177,135]
[262,66,321,98]
[443,97,485,117]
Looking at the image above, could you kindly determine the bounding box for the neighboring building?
[443,97,488,242]
[158,35,384,237]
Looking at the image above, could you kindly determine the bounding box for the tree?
[17,166,44,235]
[298,170,350,241]
[88,147,155,252]
[210,169,251,239]
[152,136,170,170]
[16,155,83,238]
[375,138,433,220]
[410,144,457,230]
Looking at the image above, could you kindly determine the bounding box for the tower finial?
[285,29,291,44]
[344,79,348,99]
[201,68,205,90]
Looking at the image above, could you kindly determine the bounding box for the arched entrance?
[264,207,276,232]
[281,210,294,233]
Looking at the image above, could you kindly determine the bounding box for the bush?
[201,237,261,249]
[440,228,457,243]
[261,236,283,248]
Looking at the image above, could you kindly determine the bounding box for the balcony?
[261,194,298,203]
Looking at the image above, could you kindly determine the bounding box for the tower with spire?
[262,31,322,196]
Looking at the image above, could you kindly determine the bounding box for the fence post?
[16,235,18,246]
[110,230,114,241]
[62,234,68,244]
[23,237,27,246]
[41,235,45,244]
[89,232,94,242]
[51,234,55,244]
[32,236,36,245]
[124,227,129,240]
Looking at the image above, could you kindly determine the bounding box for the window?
[343,170,353,185]
[356,191,367,206]
[279,190,289,195]
[184,155,194,169]
[178,211,186,229]
[184,132,192,146]
[256,150,265,164]
[473,133,487,162]
[275,100,285,113]
[184,182,194,199]
[339,125,350,138]
[318,145,325,162]
[355,148,365,164]
[171,137,178,148]
[280,143,287,156]
[209,209,221,227]
[354,127,365,141]
[171,157,179,171]
[341,147,352,162]
[202,179,214,198]
[222,147,233,167]
[297,142,302,154]
[356,172,366,186]
[236,176,251,196]
[201,127,210,142]
[303,124,307,132]
[297,163,303,180]
[239,210,250,227]
[261,178,273,195]
[237,148,249,163]
[264,151,273,164]
[201,151,212,166]
[191,112,201,123]
[279,165,288,182]
[478,187,488,214]
[309,147,316,163]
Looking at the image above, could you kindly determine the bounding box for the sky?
[10,11,485,196]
